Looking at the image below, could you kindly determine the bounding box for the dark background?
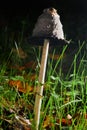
[0,0,86,16]
[0,0,87,41]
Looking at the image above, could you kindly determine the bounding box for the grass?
[0,25,87,130]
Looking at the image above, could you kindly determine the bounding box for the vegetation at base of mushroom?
[0,24,87,130]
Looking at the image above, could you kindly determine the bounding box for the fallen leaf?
[85,113,87,119]
[49,53,66,60]
[8,80,34,93]
[12,47,27,59]
[10,61,37,71]
[43,115,54,128]
[24,61,37,69]
[56,118,72,126]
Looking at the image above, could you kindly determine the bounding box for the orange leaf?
[12,47,27,59]
[49,54,66,60]
[24,61,37,69]
[9,61,37,71]
[85,114,87,119]
[43,115,55,129]
[8,80,34,93]
[28,74,37,81]
[57,118,72,126]
[10,65,25,71]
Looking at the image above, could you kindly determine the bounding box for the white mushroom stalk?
[34,39,49,130]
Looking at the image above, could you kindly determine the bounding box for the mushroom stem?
[34,39,49,130]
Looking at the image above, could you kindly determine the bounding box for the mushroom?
[28,7,69,130]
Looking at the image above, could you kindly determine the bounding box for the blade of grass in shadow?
[51,45,68,76]
[66,41,85,78]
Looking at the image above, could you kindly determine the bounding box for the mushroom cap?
[27,36,69,46]
[28,7,70,46]
[32,7,65,40]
